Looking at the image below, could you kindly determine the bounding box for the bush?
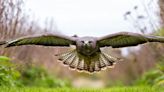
[134,58,164,86]
[18,65,71,88]
[0,56,20,86]
[0,56,71,87]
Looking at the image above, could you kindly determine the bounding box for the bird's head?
[77,37,96,47]
[76,37,97,55]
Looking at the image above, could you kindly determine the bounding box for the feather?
[98,32,164,48]
[89,61,95,73]
[102,52,117,63]
[99,56,107,68]
[69,55,79,69]
[100,53,113,66]
[57,50,75,61]
[63,53,76,65]
[57,49,120,73]
[94,61,101,71]
[5,33,76,47]
[77,59,85,71]
[84,62,91,72]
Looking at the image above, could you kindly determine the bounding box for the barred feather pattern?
[55,49,121,73]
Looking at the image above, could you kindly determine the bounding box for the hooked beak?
[84,43,89,47]
[84,41,90,47]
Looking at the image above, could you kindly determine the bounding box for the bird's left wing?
[4,33,76,47]
[98,32,164,48]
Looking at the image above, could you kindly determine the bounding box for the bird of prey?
[1,32,164,73]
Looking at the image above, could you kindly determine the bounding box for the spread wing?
[5,33,76,47]
[98,32,164,48]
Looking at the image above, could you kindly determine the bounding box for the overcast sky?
[25,0,159,37]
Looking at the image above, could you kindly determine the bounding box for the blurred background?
[0,0,164,88]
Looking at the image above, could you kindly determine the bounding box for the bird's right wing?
[3,33,77,47]
[98,32,164,48]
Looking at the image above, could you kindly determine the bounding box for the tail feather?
[63,54,76,65]
[57,50,75,59]
[102,53,114,64]
[69,56,79,69]
[99,55,107,68]
[101,52,119,67]
[100,53,113,66]
[56,49,121,73]
[102,52,117,63]
[94,61,101,71]
[89,61,95,73]
[84,62,89,71]
[58,51,74,61]
[77,60,84,71]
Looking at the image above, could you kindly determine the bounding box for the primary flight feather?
[1,32,164,73]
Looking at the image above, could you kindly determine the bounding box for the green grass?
[0,86,163,92]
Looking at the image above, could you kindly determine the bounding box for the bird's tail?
[55,49,121,73]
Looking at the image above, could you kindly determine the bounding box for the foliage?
[135,70,163,86]
[134,58,164,86]
[106,80,124,87]
[0,56,20,86]
[18,65,71,88]
[0,86,163,92]
[0,56,71,87]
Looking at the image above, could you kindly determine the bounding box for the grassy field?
[0,86,163,92]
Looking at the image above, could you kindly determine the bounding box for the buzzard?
[1,32,164,73]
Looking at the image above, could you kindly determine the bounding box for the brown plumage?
[1,32,164,73]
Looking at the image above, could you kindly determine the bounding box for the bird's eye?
[81,41,84,43]
[88,41,92,43]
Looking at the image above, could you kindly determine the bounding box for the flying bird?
[1,32,164,73]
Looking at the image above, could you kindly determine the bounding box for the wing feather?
[5,33,76,47]
[98,32,164,48]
